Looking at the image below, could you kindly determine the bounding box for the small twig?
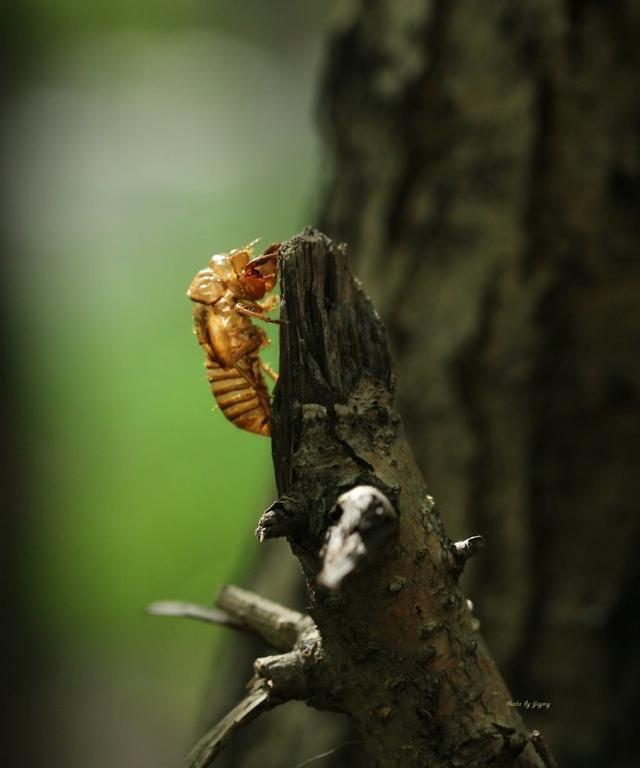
[256,493,307,541]
[530,730,558,768]
[186,679,273,768]
[449,535,485,577]
[147,601,244,631]
[452,535,485,560]
[217,584,314,652]
[184,605,326,766]
[149,587,314,653]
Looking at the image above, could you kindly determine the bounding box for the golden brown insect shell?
[187,240,280,437]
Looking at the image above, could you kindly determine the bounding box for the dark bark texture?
[318,1,640,766]
[260,230,546,768]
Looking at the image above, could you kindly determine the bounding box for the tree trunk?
[319,1,640,766]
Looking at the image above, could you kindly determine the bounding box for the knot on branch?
[448,535,485,577]
[254,618,324,701]
[255,492,308,542]
[253,618,335,713]
[318,485,398,590]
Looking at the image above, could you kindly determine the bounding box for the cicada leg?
[258,295,279,313]
[234,301,284,325]
[260,360,279,382]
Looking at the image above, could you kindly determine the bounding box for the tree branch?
[149,586,313,654]
[151,587,327,768]
[216,584,313,652]
[186,678,273,768]
[147,601,244,631]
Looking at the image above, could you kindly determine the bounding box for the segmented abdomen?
[205,358,271,436]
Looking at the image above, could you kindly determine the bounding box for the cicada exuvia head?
[240,242,280,300]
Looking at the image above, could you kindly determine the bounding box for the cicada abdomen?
[204,361,271,435]
[200,335,271,436]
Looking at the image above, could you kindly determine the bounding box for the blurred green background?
[4,2,328,765]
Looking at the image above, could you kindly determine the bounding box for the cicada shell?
[187,240,280,436]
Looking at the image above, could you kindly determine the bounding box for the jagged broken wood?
[153,229,553,768]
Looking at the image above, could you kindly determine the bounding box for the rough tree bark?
[318,2,640,766]
[155,230,554,768]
